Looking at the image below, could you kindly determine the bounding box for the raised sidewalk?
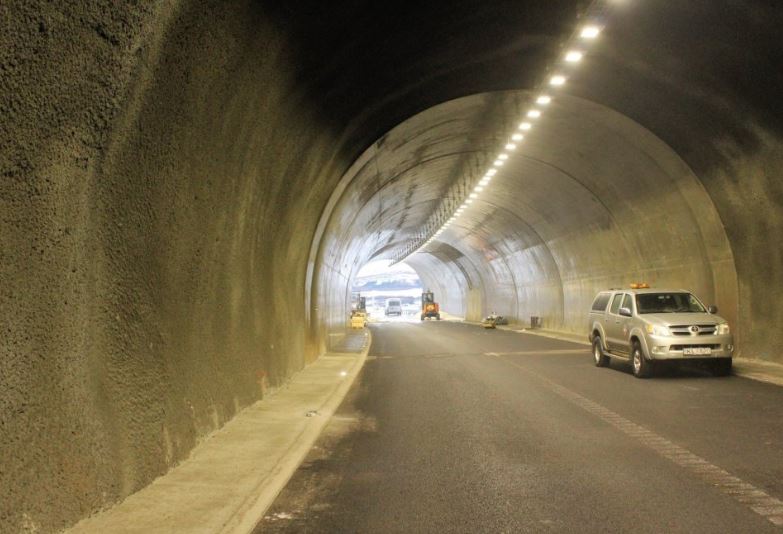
[68,331,370,534]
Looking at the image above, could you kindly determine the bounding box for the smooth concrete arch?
[451,199,567,329]
[407,243,488,319]
[311,91,523,337]
[314,90,737,340]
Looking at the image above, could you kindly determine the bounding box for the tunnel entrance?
[352,260,423,323]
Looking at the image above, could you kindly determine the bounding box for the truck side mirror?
[619,307,632,317]
[708,305,718,314]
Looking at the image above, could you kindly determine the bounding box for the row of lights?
[392,6,609,263]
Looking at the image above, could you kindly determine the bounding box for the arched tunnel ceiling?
[266,0,783,165]
[262,0,583,158]
[313,0,782,353]
[318,91,736,329]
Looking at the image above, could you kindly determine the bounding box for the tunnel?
[2,0,782,531]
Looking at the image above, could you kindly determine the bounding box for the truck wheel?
[713,358,732,377]
[420,315,424,321]
[593,337,610,367]
[436,314,441,320]
[631,341,653,378]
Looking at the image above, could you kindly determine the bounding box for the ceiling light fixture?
[394,3,615,263]
[550,75,566,86]
[580,25,601,39]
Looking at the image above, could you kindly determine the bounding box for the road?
[258,322,783,533]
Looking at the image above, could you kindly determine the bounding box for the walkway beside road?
[67,331,370,534]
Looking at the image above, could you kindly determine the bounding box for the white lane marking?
[483,349,587,356]
[495,354,783,528]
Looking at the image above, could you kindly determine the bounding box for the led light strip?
[390,1,612,264]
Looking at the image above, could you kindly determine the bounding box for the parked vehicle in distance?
[385,298,402,316]
[482,314,508,328]
[491,315,508,325]
[588,284,734,378]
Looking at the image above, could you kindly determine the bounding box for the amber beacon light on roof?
[630,283,650,289]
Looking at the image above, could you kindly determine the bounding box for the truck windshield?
[635,293,706,314]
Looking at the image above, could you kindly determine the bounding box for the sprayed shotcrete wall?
[1,1,353,531]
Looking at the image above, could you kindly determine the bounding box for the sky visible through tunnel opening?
[352,260,422,321]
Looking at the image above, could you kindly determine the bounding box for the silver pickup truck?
[588,285,734,378]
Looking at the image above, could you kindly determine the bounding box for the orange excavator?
[421,290,441,321]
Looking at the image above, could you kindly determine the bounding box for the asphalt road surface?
[258,322,783,533]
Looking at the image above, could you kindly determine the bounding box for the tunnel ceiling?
[313,0,782,350]
[270,0,782,166]
[263,0,583,159]
[321,90,734,313]
[313,0,779,273]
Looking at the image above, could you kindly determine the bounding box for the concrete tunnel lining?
[315,91,737,339]
[2,1,782,531]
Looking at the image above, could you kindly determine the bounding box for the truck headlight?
[646,324,670,336]
[717,323,730,335]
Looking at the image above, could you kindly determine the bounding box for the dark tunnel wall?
[1,1,358,531]
[2,0,783,531]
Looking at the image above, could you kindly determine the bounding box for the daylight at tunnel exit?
[2,1,783,533]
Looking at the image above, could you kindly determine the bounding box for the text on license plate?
[683,347,712,355]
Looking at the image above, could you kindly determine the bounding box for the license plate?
[683,347,711,355]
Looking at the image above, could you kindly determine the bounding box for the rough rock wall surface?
[1,1,347,531]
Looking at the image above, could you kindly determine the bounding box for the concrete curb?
[223,330,373,534]
[66,331,373,534]
[732,357,783,387]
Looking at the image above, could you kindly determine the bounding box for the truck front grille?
[669,324,717,336]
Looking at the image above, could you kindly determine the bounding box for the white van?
[384,298,402,316]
